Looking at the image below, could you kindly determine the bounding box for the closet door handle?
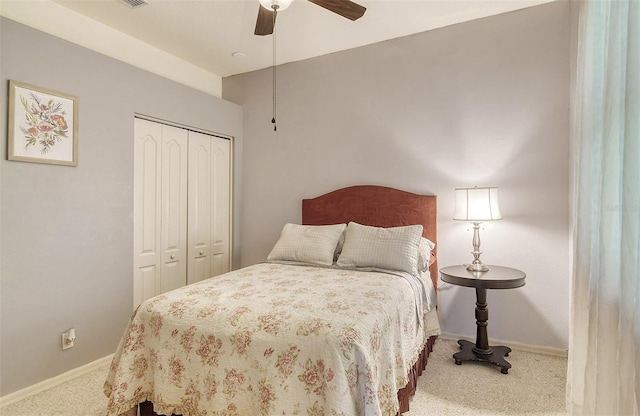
[170,254,175,260]
[199,251,204,256]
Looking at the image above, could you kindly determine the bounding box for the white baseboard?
[0,354,113,408]
[439,332,568,358]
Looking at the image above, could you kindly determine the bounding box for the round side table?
[440,265,526,374]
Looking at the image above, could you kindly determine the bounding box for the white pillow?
[334,228,347,261]
[336,222,423,274]
[417,237,436,272]
[267,223,347,266]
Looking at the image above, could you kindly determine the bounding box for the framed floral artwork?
[8,80,79,166]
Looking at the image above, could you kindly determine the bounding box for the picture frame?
[8,80,79,166]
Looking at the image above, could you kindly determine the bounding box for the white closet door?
[187,131,212,284]
[160,126,188,293]
[134,119,188,309]
[135,118,232,306]
[210,137,231,276]
[133,119,162,307]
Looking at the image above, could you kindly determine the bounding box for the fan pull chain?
[271,9,278,131]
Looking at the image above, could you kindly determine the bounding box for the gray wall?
[0,17,243,396]
[224,1,571,350]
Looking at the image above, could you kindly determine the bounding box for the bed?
[104,185,440,416]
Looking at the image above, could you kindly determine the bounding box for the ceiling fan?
[254,0,366,36]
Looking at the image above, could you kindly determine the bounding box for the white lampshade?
[453,187,502,221]
[259,0,293,11]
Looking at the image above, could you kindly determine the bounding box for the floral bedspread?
[104,262,440,416]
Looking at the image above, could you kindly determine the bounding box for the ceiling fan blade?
[255,5,276,36]
[307,0,366,21]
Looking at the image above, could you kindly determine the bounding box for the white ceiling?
[53,0,555,78]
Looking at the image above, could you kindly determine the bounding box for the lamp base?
[466,262,489,272]
[467,222,489,272]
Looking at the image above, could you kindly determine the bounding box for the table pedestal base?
[453,339,512,374]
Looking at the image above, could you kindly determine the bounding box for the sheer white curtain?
[568,0,639,414]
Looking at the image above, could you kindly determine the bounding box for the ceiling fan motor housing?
[259,0,293,11]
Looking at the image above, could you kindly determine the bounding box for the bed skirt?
[396,334,437,414]
[138,335,437,416]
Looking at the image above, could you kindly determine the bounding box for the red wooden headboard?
[302,185,438,289]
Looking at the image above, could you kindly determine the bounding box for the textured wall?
[224,1,571,350]
[0,17,242,396]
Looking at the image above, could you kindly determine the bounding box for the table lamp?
[453,186,502,272]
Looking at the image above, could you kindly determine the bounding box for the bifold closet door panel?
[210,137,231,277]
[187,131,212,285]
[133,119,162,307]
[160,125,188,293]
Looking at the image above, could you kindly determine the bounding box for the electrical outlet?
[62,328,76,350]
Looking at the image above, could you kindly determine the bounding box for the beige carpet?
[405,338,567,415]
[0,338,567,416]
